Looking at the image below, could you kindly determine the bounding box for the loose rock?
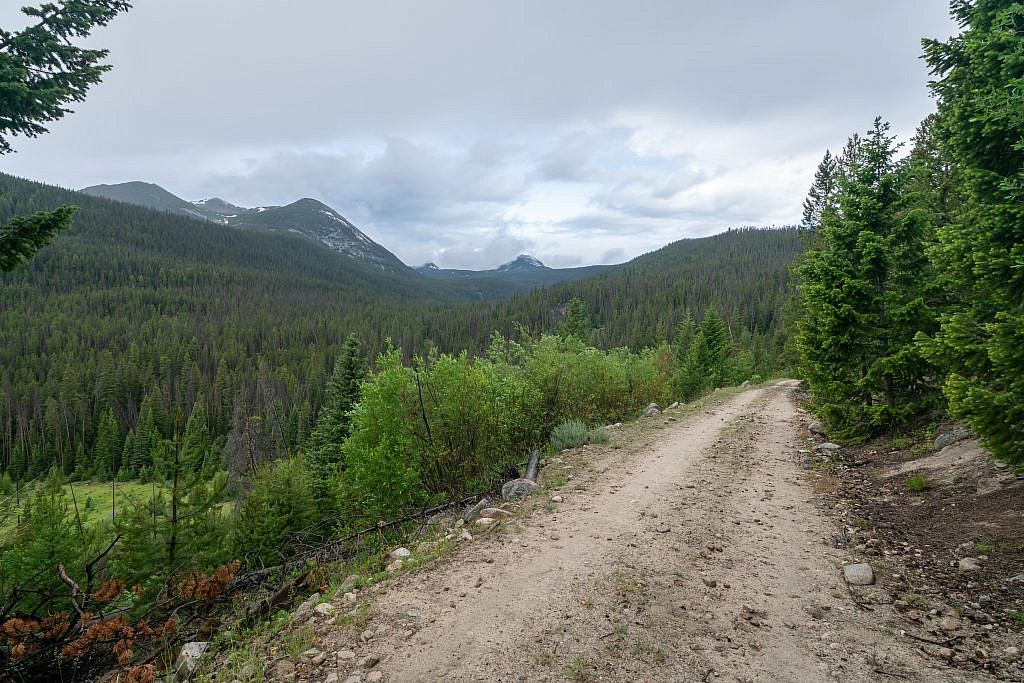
[843,563,875,586]
[313,602,336,616]
[479,507,513,518]
[174,641,209,681]
[502,478,539,502]
[958,557,982,572]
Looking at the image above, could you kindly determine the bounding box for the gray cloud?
[0,1,956,268]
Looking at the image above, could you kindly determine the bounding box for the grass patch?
[1008,610,1024,625]
[906,474,934,492]
[564,654,595,682]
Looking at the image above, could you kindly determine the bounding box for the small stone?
[174,641,209,681]
[474,517,496,527]
[325,675,339,683]
[937,647,955,661]
[311,652,327,666]
[463,497,491,523]
[344,676,362,683]
[1002,646,1020,661]
[550,495,563,503]
[808,421,825,435]
[655,523,671,533]
[815,442,841,453]
[667,402,679,410]
[937,616,960,632]
[701,577,718,588]
[459,529,473,542]
[313,602,336,616]
[386,559,404,573]
[480,507,513,518]
[389,547,411,560]
[344,591,357,603]
[843,563,875,586]
[365,673,384,683]
[361,629,375,642]
[357,654,381,668]
[474,576,484,588]
[338,649,356,660]
[958,557,982,572]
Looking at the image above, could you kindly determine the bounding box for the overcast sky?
[1,1,955,269]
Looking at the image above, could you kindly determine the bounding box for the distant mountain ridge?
[81,181,403,271]
[418,254,611,287]
[81,181,613,285]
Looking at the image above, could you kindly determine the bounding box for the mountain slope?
[81,181,407,271]
[81,181,209,220]
[228,198,405,270]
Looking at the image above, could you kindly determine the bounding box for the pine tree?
[0,1,131,271]
[304,334,366,510]
[921,1,1024,463]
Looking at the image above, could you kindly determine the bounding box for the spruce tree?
[921,1,1024,463]
[304,333,366,510]
[92,407,120,478]
[797,119,938,437]
[801,150,839,229]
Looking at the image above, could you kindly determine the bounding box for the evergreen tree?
[231,456,316,566]
[921,1,1024,463]
[92,407,120,477]
[304,334,366,510]
[558,297,592,340]
[0,1,131,271]
[801,150,839,229]
[797,119,938,437]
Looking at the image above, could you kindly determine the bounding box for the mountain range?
[81,181,605,282]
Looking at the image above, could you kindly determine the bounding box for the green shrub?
[550,420,590,451]
[549,420,610,451]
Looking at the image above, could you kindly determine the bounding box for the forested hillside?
[0,173,803,483]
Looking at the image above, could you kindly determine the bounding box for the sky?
[1,1,956,269]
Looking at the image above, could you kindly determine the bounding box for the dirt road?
[311,382,984,682]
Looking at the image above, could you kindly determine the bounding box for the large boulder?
[502,478,539,502]
[642,402,661,418]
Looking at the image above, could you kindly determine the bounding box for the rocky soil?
[235,382,1020,682]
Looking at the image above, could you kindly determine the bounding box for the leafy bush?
[338,335,671,525]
